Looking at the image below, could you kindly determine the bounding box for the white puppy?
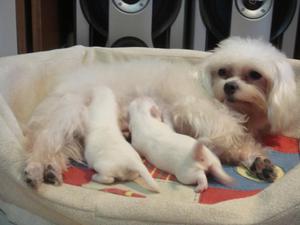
[128,97,233,192]
[85,87,159,192]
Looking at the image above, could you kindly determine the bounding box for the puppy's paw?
[24,162,44,188]
[43,164,63,186]
[250,157,277,182]
[92,174,115,184]
[194,174,208,193]
[194,182,208,193]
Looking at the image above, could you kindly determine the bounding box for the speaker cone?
[79,0,183,47]
[198,0,298,49]
[271,0,298,42]
[199,0,233,49]
[236,0,272,19]
[111,37,148,47]
[113,0,149,13]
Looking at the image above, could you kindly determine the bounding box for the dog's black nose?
[224,82,239,96]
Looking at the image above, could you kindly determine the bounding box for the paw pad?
[250,157,277,182]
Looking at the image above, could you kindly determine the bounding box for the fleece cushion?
[0,46,300,225]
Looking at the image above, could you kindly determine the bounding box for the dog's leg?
[25,132,69,188]
[24,161,44,188]
[219,137,277,182]
[25,94,87,188]
[171,97,276,182]
[171,97,246,152]
[249,157,276,182]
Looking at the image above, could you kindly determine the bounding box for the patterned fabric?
[63,135,300,204]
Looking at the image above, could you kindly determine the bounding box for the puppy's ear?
[193,142,210,168]
[193,142,204,162]
[150,106,162,120]
[268,60,297,133]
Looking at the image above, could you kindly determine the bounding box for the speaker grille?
[79,0,183,47]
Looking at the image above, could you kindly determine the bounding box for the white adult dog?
[23,37,297,187]
[128,97,233,192]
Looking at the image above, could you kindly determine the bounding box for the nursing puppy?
[85,87,159,192]
[128,97,233,192]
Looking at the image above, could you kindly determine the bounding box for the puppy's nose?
[224,82,239,96]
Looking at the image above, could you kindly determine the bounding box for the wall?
[0,1,17,57]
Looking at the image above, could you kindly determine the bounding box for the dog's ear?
[268,60,297,133]
[198,64,214,96]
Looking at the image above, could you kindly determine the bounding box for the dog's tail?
[132,162,160,193]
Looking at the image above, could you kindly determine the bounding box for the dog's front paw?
[250,157,277,182]
[24,162,44,188]
[43,164,63,186]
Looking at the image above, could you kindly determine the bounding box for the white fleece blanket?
[0,46,300,225]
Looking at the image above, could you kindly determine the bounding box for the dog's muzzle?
[224,81,239,96]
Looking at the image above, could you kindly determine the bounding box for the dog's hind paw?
[43,165,63,186]
[250,157,277,182]
[24,162,44,188]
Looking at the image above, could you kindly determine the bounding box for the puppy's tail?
[193,142,234,186]
[133,163,160,193]
[209,164,235,186]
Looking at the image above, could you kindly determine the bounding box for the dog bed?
[0,46,300,225]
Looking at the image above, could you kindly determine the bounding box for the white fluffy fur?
[23,37,295,187]
[84,87,159,192]
[128,97,233,192]
[200,37,297,136]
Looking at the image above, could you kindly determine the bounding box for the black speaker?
[76,0,188,48]
[190,0,300,58]
[294,5,300,59]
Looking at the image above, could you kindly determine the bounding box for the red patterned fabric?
[262,135,299,153]
[63,135,299,204]
[199,187,261,204]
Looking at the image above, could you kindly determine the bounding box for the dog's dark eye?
[218,68,228,78]
[249,71,262,80]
